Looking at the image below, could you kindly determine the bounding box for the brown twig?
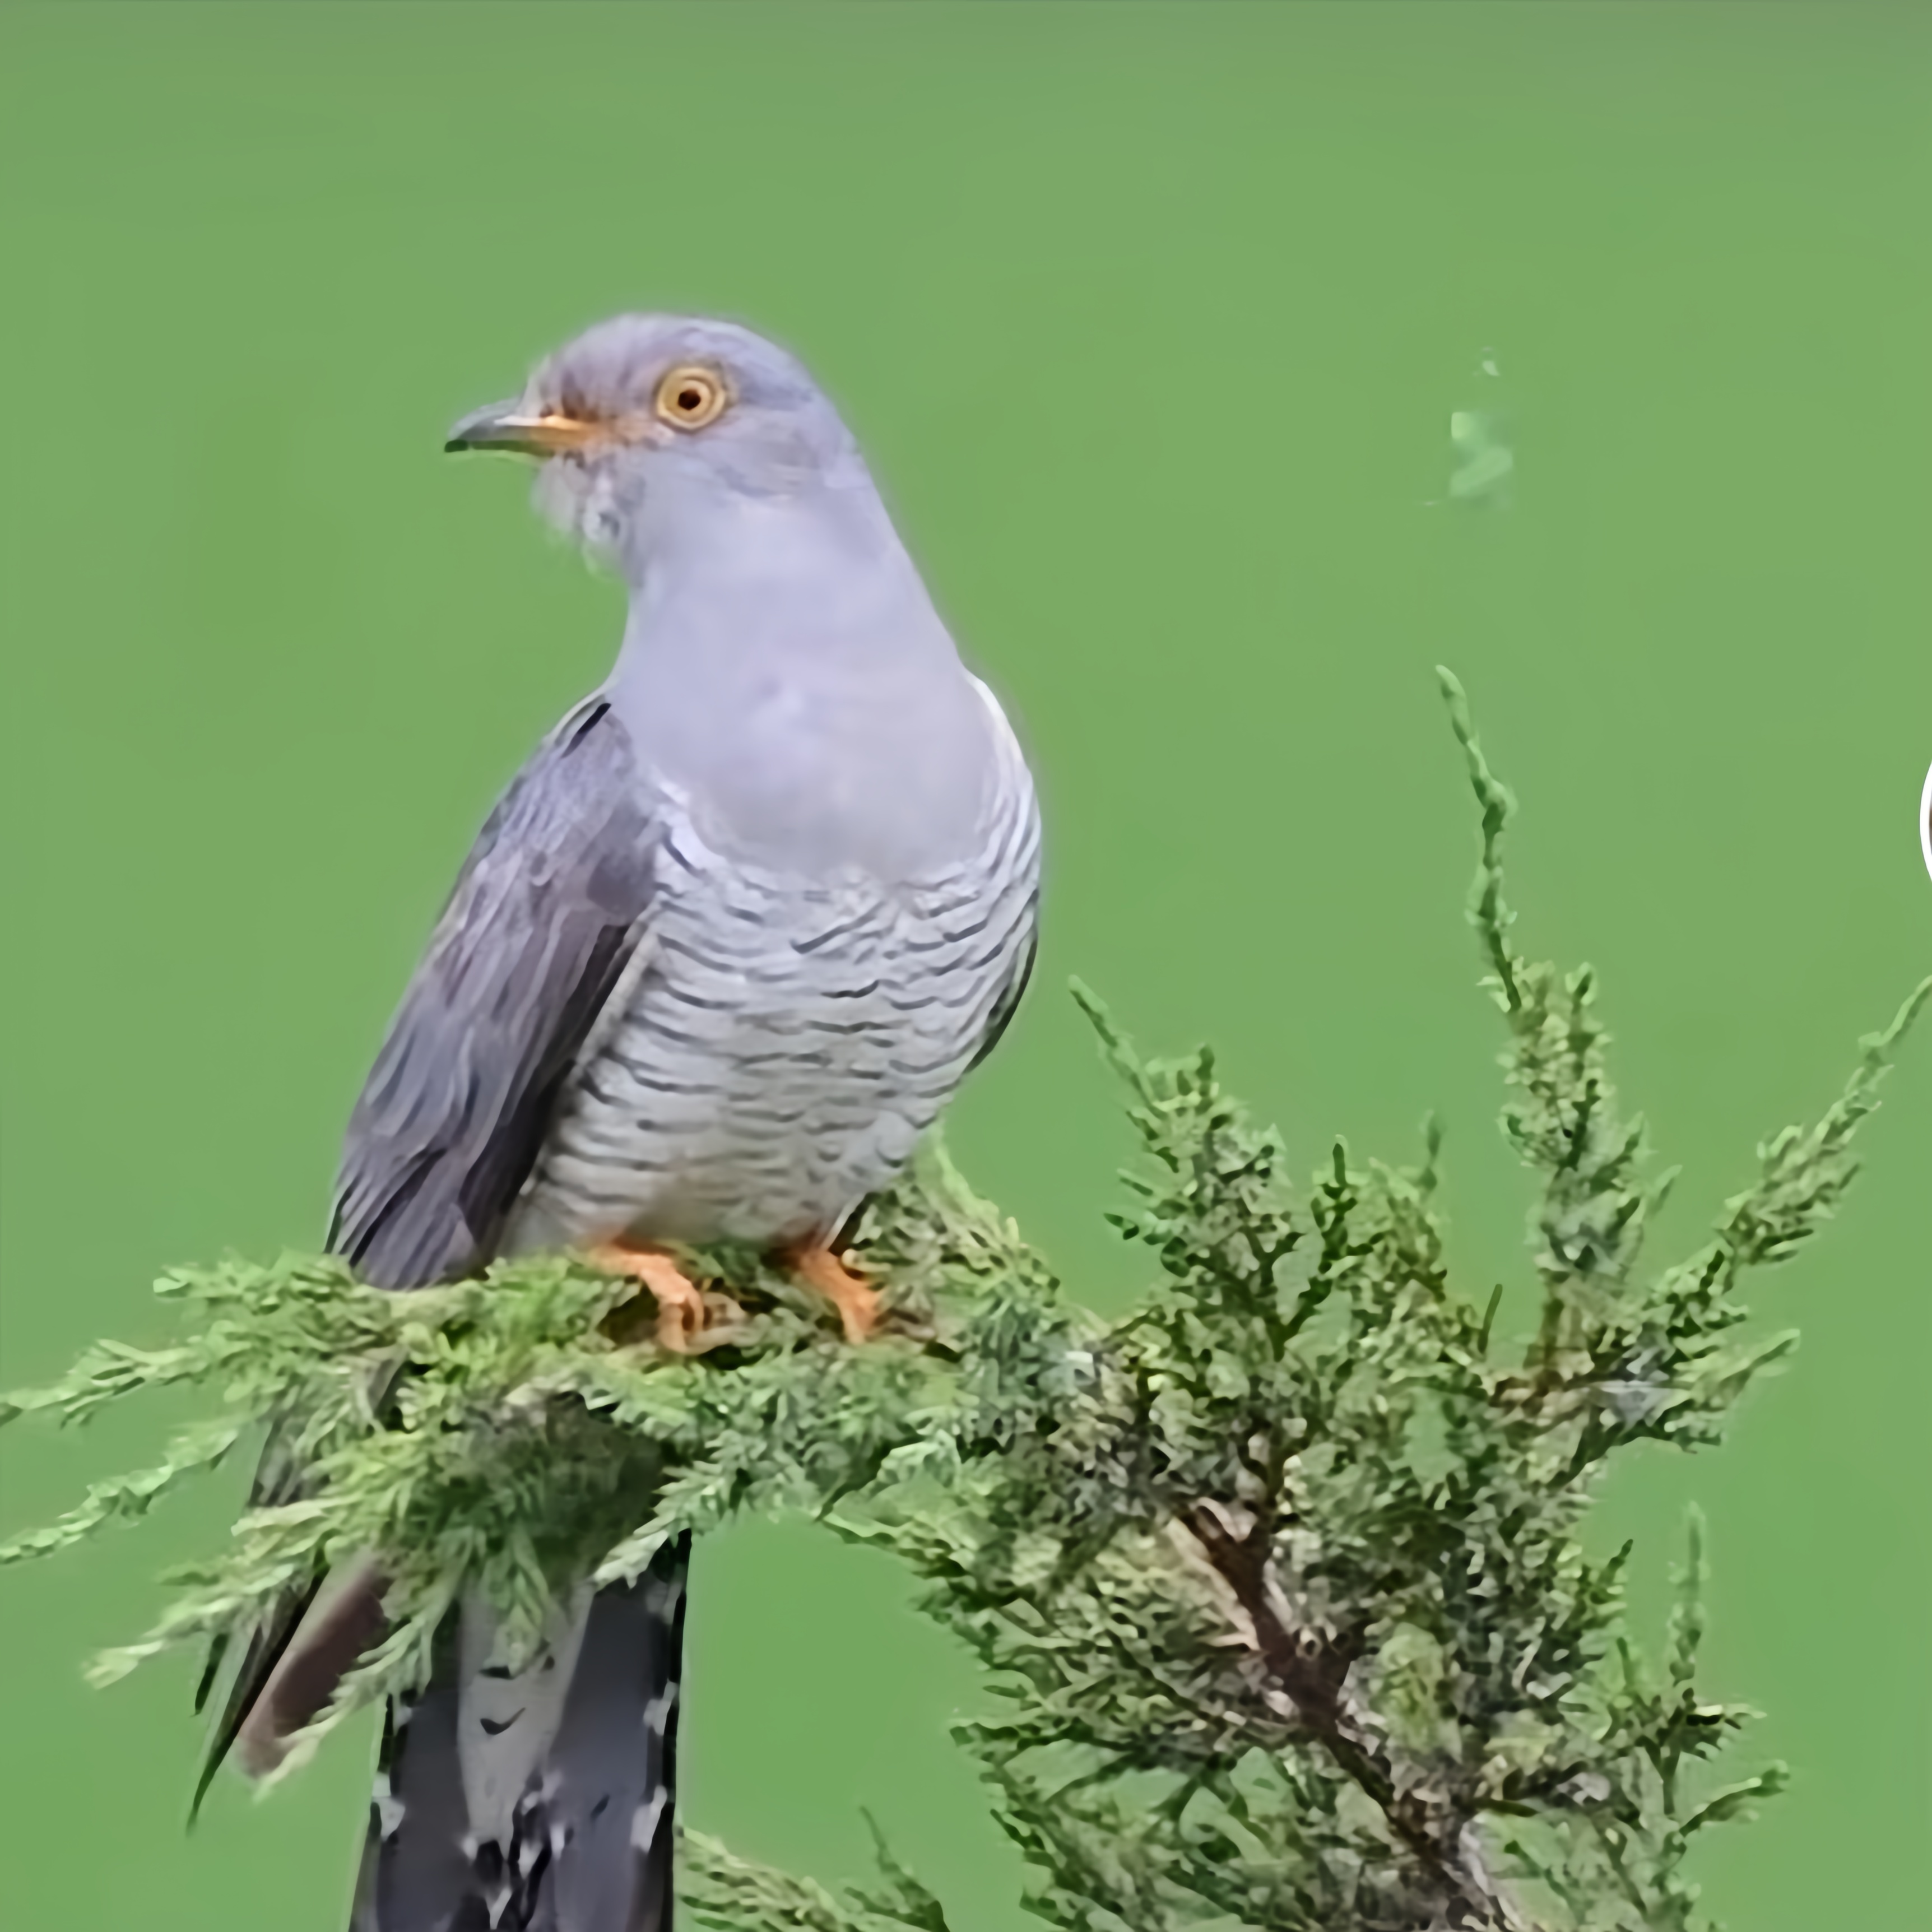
[1182,1503,1511,1929]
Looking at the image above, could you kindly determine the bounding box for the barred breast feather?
[506,679,1039,1256]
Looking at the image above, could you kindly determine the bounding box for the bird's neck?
[605,488,997,880]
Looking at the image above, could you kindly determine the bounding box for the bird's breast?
[505,760,1038,1254]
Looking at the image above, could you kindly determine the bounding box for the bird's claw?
[783,1242,881,1344]
[588,1242,728,1355]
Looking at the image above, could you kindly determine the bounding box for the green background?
[2,4,1927,1927]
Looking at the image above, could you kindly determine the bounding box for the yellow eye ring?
[653,365,729,432]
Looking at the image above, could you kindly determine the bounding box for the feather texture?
[350,1544,688,1932]
[330,695,660,1287]
[509,681,1040,1255]
[197,698,661,1818]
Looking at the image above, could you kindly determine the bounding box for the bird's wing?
[963,680,1042,1074]
[328,691,660,1285]
[195,692,659,1804]
[967,918,1037,1074]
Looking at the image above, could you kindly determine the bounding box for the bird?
[195,314,1041,1932]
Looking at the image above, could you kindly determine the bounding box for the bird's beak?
[444,401,601,457]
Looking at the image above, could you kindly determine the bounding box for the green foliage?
[0,1244,952,1776]
[2,679,1922,1928]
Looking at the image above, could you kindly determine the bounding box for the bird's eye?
[654,366,728,432]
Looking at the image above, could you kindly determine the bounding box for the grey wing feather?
[197,694,658,1803]
[967,913,1037,1073]
[329,693,659,1287]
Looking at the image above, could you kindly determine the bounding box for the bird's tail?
[350,1539,689,1932]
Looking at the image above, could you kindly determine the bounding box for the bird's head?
[446,314,865,571]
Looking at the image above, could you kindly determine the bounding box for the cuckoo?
[198,314,1041,1932]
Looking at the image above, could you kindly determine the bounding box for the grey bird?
[197,314,1041,1932]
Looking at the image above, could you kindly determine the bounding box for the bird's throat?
[607,522,997,881]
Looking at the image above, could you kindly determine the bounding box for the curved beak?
[444,401,600,456]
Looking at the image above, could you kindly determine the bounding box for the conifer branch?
[3,682,1921,1932]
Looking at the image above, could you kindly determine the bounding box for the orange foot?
[783,1241,880,1344]
[586,1241,709,1353]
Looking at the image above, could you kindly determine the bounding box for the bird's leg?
[781,1240,880,1344]
[586,1241,710,1353]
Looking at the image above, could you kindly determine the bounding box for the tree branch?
[1181,1504,1512,1929]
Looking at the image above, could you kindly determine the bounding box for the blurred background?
[2,5,1927,1928]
